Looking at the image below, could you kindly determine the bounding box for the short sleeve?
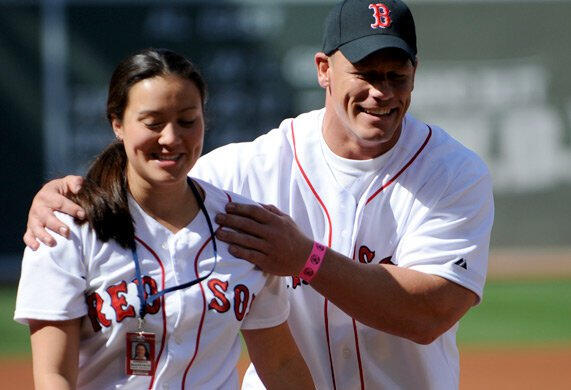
[191,143,246,193]
[395,168,494,302]
[241,275,290,330]
[14,215,88,325]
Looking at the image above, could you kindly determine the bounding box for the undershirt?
[320,133,393,201]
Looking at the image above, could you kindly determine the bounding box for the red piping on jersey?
[351,245,366,390]
[291,120,337,390]
[181,227,222,388]
[291,120,333,247]
[134,236,168,390]
[352,318,365,389]
[366,126,432,205]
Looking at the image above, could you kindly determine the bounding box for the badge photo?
[126,332,156,376]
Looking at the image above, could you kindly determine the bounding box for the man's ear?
[111,116,123,140]
[315,52,332,89]
[411,56,419,91]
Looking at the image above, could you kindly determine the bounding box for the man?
[24,0,494,388]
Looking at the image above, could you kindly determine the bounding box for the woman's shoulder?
[46,211,123,261]
[192,178,258,209]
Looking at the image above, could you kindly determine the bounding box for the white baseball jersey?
[15,179,289,390]
[191,109,494,389]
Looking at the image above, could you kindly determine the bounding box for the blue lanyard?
[132,178,218,320]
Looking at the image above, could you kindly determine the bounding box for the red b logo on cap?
[369,3,391,29]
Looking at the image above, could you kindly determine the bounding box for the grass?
[458,279,571,346]
[1,279,570,358]
[0,285,30,357]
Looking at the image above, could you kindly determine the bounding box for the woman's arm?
[242,322,314,390]
[29,318,81,390]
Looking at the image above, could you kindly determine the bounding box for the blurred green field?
[457,278,571,346]
[1,279,570,358]
[1,285,30,356]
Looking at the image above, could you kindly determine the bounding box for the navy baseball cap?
[322,0,417,64]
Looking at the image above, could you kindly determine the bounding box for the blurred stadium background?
[1,0,570,388]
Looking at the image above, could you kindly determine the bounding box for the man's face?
[317,49,416,158]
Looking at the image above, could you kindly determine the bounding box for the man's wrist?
[299,241,327,283]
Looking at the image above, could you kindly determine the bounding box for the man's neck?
[321,109,402,160]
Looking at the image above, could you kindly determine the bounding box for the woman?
[133,343,150,361]
[14,48,313,390]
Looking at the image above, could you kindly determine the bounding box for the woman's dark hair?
[134,342,150,359]
[71,48,207,249]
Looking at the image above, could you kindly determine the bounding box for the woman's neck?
[128,174,201,234]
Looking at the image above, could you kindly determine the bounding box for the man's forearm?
[308,248,477,344]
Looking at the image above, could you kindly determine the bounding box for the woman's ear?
[111,117,123,140]
[315,52,331,89]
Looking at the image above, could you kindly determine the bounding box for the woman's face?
[135,344,147,359]
[112,74,205,192]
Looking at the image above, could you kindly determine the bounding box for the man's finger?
[55,197,86,219]
[23,230,40,251]
[262,204,286,216]
[225,203,273,224]
[43,214,72,238]
[215,213,266,239]
[28,223,57,247]
[226,244,265,268]
[216,227,270,255]
[60,175,84,195]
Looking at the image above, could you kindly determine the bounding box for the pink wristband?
[299,242,327,283]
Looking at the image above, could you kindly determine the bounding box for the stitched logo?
[454,258,468,270]
[369,3,391,29]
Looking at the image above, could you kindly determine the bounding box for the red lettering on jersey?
[133,276,160,315]
[85,291,111,331]
[369,3,391,29]
[358,245,376,264]
[234,284,250,321]
[208,278,230,313]
[290,275,309,289]
[379,256,395,265]
[107,281,136,323]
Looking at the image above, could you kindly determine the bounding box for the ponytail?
[71,141,135,250]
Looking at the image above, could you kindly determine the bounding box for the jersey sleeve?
[240,275,290,330]
[191,127,290,205]
[191,143,249,194]
[395,162,494,302]
[14,214,88,325]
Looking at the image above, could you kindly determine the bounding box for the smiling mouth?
[151,153,182,161]
[361,107,396,117]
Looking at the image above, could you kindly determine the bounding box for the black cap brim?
[338,34,416,64]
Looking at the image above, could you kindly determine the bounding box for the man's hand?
[215,203,313,276]
[24,175,85,250]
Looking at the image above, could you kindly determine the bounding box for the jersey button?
[343,347,352,359]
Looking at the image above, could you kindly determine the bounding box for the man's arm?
[23,176,85,250]
[215,203,477,344]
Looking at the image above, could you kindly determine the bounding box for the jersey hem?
[240,310,289,330]
[14,309,87,325]
[408,265,484,301]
